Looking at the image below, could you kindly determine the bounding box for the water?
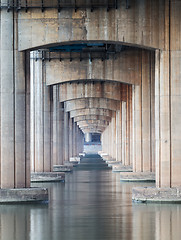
[0,154,181,240]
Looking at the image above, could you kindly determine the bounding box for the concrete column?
[0,8,29,188]
[57,103,64,165]
[122,102,126,165]
[34,55,44,172]
[69,116,73,158]
[31,53,51,173]
[85,133,92,143]
[116,110,120,162]
[129,86,133,166]
[72,121,77,157]
[63,107,69,162]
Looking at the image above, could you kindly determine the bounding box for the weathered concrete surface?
[132,187,181,203]
[70,108,113,118]
[31,172,65,182]
[120,172,155,182]
[65,98,120,112]
[0,188,48,203]
[53,165,73,172]
[59,82,122,102]
[74,115,112,122]
[18,0,166,51]
[45,49,141,85]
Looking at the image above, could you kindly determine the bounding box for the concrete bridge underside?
[0,0,181,203]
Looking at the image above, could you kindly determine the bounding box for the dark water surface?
[0,154,181,240]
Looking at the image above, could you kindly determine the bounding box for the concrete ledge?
[53,165,73,172]
[132,187,181,203]
[112,164,133,172]
[31,172,65,182]
[0,188,48,203]
[120,172,155,182]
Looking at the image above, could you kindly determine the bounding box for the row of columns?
[102,50,155,174]
[30,53,84,173]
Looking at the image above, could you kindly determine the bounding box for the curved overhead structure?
[81,126,106,132]
[64,98,120,112]
[70,108,113,118]
[59,82,122,102]
[45,48,141,85]
[77,120,109,126]
[73,115,112,123]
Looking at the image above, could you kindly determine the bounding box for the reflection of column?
[1,8,30,188]
[0,206,31,240]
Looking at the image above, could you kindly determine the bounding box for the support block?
[53,165,73,172]
[120,172,155,182]
[31,172,65,182]
[132,187,181,203]
[0,188,48,203]
[112,164,133,172]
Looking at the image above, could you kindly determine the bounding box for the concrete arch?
[70,108,113,118]
[45,48,142,85]
[59,81,123,102]
[77,120,109,126]
[78,123,108,129]
[74,115,112,123]
[18,1,165,51]
[64,98,120,112]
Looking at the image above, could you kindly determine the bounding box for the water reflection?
[0,166,181,240]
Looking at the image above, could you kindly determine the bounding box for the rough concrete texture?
[132,187,181,203]
[120,172,155,182]
[53,165,73,172]
[0,188,48,203]
[31,172,65,182]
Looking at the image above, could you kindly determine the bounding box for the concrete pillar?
[31,54,51,173]
[63,108,69,162]
[132,50,153,173]
[85,133,92,143]
[0,8,30,188]
[69,116,73,158]
[122,102,126,165]
[57,103,64,165]
[72,121,77,157]
[116,110,120,162]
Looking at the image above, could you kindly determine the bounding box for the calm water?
[0,154,181,240]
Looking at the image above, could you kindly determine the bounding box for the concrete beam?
[74,115,112,123]
[64,98,120,112]
[77,120,109,126]
[78,123,108,129]
[59,82,122,102]
[70,108,113,118]
[45,49,141,85]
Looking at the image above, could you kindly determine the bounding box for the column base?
[53,165,73,172]
[120,172,155,182]
[0,188,48,203]
[132,187,181,203]
[112,164,133,172]
[31,172,65,182]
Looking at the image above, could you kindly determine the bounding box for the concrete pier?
[0,0,181,204]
